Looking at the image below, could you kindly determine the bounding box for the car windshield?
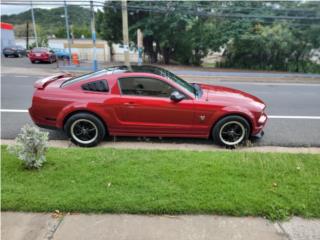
[32,48,48,53]
[53,48,65,52]
[152,68,196,96]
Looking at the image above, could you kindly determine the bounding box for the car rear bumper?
[29,56,51,61]
[3,50,18,55]
[29,107,58,129]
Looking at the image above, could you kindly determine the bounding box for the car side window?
[82,80,109,92]
[118,77,175,98]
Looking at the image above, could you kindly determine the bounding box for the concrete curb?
[2,212,320,240]
[1,139,320,154]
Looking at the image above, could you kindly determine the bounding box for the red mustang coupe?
[29,47,57,64]
[29,65,267,147]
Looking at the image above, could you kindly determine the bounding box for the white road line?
[1,109,320,120]
[268,115,320,120]
[215,81,320,87]
[1,109,28,113]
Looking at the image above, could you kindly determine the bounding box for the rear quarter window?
[61,70,109,87]
[82,80,109,92]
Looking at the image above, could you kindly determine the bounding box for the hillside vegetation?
[1,6,91,38]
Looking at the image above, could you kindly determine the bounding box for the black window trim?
[117,76,188,99]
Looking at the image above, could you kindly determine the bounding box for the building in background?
[1,22,15,50]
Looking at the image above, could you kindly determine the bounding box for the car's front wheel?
[212,115,250,147]
[64,113,106,147]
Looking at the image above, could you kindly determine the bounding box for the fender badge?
[199,115,206,121]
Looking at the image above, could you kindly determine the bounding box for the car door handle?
[123,102,137,106]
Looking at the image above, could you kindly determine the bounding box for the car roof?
[61,65,171,88]
[5,45,23,48]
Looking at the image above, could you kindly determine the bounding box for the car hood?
[199,84,265,110]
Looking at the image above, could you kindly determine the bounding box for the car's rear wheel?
[4,54,8,58]
[212,115,250,147]
[64,113,106,147]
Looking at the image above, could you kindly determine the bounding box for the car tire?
[4,54,8,58]
[212,115,250,147]
[64,113,106,147]
[31,60,35,64]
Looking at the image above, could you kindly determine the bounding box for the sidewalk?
[2,212,320,240]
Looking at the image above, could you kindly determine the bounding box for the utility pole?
[26,22,29,49]
[90,0,98,71]
[137,29,143,65]
[121,0,130,66]
[64,0,72,64]
[30,0,38,47]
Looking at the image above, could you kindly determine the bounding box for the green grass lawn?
[1,145,320,220]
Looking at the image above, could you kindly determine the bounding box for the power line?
[2,0,320,23]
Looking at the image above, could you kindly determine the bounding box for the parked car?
[3,45,27,57]
[29,65,267,147]
[29,47,57,63]
[52,48,70,59]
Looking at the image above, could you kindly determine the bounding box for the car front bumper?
[252,112,268,136]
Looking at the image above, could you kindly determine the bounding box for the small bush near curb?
[7,125,49,169]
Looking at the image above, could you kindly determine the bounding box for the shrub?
[7,125,49,169]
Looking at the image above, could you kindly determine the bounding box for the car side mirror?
[170,91,185,102]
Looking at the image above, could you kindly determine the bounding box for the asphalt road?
[1,57,320,147]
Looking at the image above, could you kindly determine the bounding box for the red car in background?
[29,47,57,64]
[29,65,267,147]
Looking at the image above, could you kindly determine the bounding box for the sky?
[2,5,54,15]
[1,1,105,15]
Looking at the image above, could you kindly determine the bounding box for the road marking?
[0,109,28,113]
[215,81,320,87]
[14,75,30,78]
[1,109,320,120]
[268,115,320,120]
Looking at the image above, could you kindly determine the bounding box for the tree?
[96,2,123,62]
[96,0,320,72]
